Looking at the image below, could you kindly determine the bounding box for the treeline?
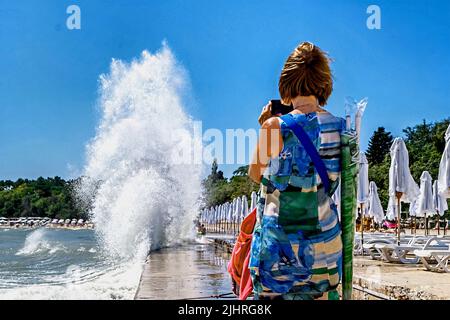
[0,177,87,219]
[201,160,258,209]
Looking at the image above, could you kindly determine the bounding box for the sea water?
[0,228,142,299]
[0,43,204,299]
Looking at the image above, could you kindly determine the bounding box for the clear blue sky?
[1,0,449,180]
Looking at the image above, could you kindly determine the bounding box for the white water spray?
[80,43,202,260]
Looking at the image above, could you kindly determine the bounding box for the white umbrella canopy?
[234,197,242,222]
[357,152,370,207]
[241,195,249,218]
[438,124,450,198]
[416,171,436,218]
[250,191,258,211]
[409,199,419,217]
[386,197,397,221]
[227,202,233,223]
[209,208,214,224]
[388,138,420,203]
[368,181,384,224]
[433,180,448,216]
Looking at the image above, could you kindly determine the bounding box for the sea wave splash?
[0,44,203,300]
[78,43,202,261]
[16,228,65,256]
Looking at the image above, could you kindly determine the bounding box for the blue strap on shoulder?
[280,114,331,193]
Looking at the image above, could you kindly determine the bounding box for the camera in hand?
[270,100,293,115]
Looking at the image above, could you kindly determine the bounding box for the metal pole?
[396,193,402,245]
[437,213,440,236]
[360,203,364,256]
[444,217,447,236]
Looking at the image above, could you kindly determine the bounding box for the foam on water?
[0,259,142,300]
[16,229,65,256]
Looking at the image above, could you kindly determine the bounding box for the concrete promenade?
[135,236,235,300]
[135,233,450,300]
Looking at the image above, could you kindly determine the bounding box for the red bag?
[227,207,256,300]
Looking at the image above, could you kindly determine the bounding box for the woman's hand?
[258,101,273,126]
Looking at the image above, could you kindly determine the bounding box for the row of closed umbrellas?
[199,124,450,242]
[355,124,450,243]
[199,192,259,234]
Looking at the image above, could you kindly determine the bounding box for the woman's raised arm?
[248,117,283,183]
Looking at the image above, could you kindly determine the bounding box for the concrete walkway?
[135,235,450,300]
[135,241,235,300]
[353,256,450,300]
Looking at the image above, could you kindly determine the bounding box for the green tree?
[366,127,393,165]
[403,119,450,181]
[201,162,258,209]
[0,177,88,219]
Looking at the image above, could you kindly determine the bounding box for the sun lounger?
[414,249,450,273]
[366,236,449,264]
[361,235,423,260]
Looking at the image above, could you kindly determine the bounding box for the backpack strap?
[280,114,331,193]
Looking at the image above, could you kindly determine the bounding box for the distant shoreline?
[0,217,94,230]
[0,224,94,230]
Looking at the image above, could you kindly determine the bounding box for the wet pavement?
[135,242,235,300]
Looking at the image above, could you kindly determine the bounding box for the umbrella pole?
[437,213,440,236]
[360,203,364,256]
[396,192,402,245]
[445,217,447,236]
[414,217,417,235]
[425,217,428,236]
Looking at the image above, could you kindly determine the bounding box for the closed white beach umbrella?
[357,152,370,252]
[234,197,242,224]
[409,199,418,218]
[205,209,209,224]
[389,138,420,203]
[231,198,237,221]
[433,180,448,216]
[438,124,450,198]
[433,180,448,234]
[388,138,420,242]
[241,195,249,218]
[250,191,258,211]
[368,181,384,224]
[416,171,436,218]
[215,206,219,224]
[227,203,233,223]
[357,152,370,208]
